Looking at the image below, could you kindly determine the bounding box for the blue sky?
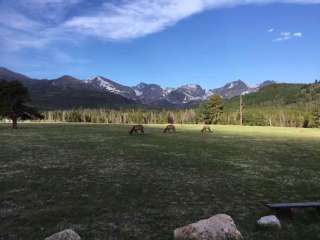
[0,0,319,89]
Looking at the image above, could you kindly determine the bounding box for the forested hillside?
[2,66,319,128]
[225,83,320,110]
[221,82,320,127]
[40,82,320,128]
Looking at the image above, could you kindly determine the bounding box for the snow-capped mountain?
[86,78,209,105]
[0,67,136,109]
[208,79,277,99]
[87,76,137,100]
[132,82,166,103]
[209,80,255,99]
[86,76,276,104]
[0,67,278,109]
[165,84,206,104]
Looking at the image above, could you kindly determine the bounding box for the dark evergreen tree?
[197,95,223,124]
[0,80,43,128]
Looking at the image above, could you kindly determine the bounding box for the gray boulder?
[0,201,20,219]
[45,229,81,240]
[174,214,242,240]
[257,215,281,229]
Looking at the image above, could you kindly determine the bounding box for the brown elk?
[129,125,145,135]
[201,125,213,134]
[163,124,176,133]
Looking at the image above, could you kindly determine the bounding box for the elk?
[201,125,213,134]
[129,125,145,135]
[163,124,176,133]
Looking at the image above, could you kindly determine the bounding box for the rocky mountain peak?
[0,67,279,108]
[259,80,276,88]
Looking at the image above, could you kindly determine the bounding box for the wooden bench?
[266,202,320,216]
[129,125,144,135]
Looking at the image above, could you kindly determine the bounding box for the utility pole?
[240,94,244,126]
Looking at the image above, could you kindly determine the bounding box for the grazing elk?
[129,125,145,135]
[163,124,176,133]
[201,125,213,134]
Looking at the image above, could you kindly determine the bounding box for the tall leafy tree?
[312,109,320,127]
[0,80,43,128]
[167,113,175,124]
[197,95,224,124]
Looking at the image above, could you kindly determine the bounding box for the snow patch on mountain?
[86,75,276,105]
[183,84,199,89]
[95,77,121,94]
[164,87,174,95]
[134,89,143,97]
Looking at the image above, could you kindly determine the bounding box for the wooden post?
[12,116,18,129]
[240,95,243,126]
[9,113,18,129]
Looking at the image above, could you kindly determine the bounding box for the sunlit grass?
[1,123,320,240]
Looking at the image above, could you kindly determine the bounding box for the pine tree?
[197,95,224,124]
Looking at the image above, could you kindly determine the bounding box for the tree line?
[41,100,320,128]
[1,80,319,128]
[42,108,198,124]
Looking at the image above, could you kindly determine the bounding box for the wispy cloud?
[63,1,206,40]
[293,32,303,37]
[0,0,317,51]
[8,0,83,24]
[0,0,81,51]
[63,0,320,41]
[268,28,275,33]
[23,0,81,5]
[273,31,304,41]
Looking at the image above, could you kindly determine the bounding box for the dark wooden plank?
[266,202,320,209]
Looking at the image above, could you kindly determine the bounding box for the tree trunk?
[12,116,18,129]
[239,95,243,126]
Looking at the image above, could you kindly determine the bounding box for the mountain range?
[0,67,276,110]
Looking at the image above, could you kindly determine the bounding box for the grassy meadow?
[1,123,320,240]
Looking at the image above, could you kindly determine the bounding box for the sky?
[0,0,319,89]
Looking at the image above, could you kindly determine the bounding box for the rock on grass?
[0,201,20,218]
[45,229,81,240]
[257,215,281,229]
[174,214,242,240]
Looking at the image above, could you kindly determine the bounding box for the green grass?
[1,123,320,240]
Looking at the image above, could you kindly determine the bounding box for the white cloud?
[293,32,303,37]
[16,0,82,9]
[63,1,206,40]
[0,0,316,50]
[63,0,320,41]
[25,0,81,4]
[63,0,320,40]
[7,0,83,24]
[274,37,289,41]
[273,31,303,41]
[0,0,80,51]
[280,31,291,36]
[268,28,275,32]
[0,9,43,32]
